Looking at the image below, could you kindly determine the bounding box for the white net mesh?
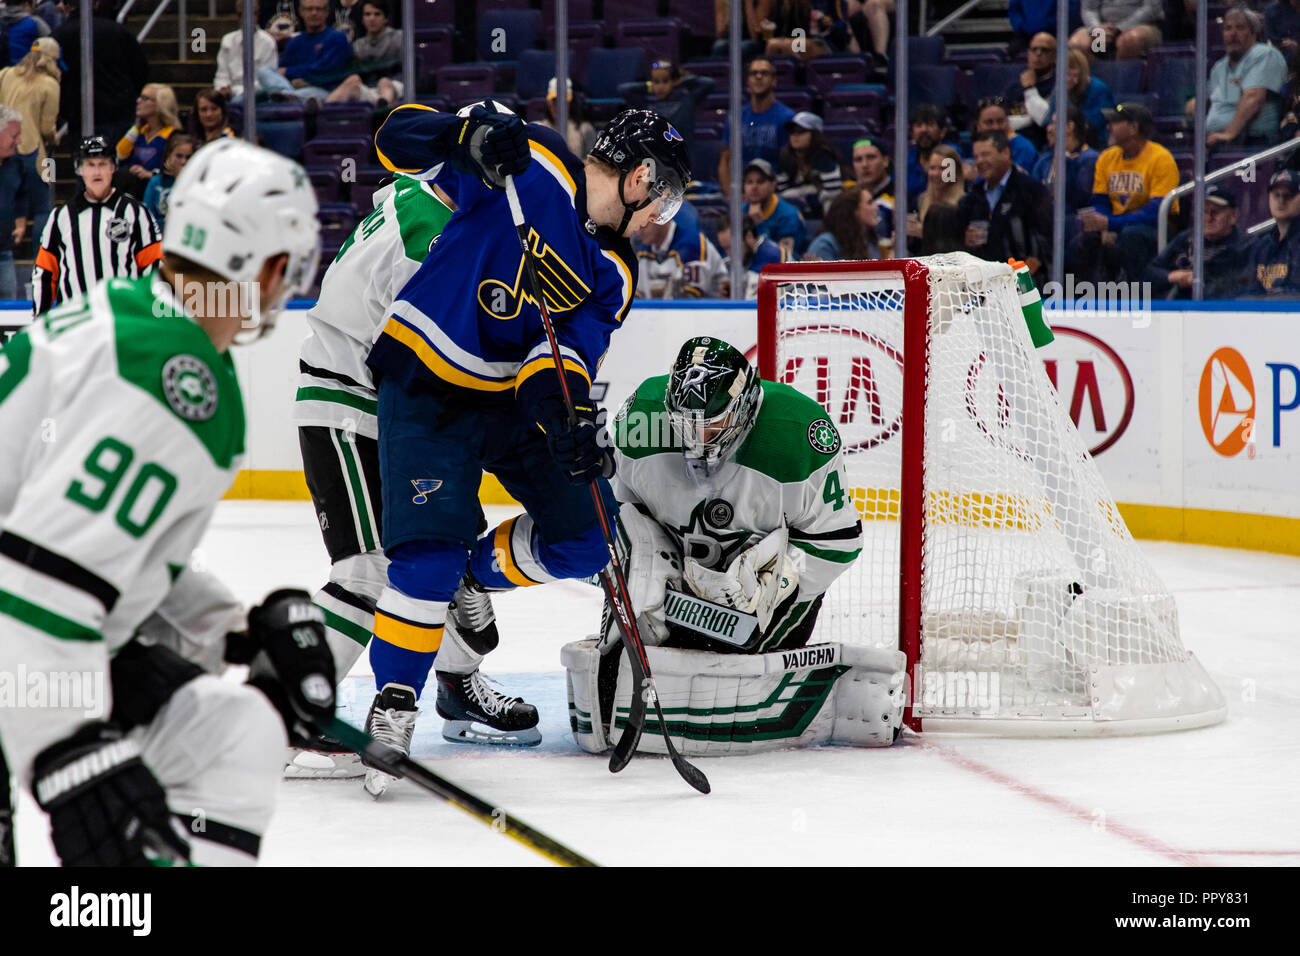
[768,253,1225,732]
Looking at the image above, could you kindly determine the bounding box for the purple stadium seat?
[824,90,884,129]
[416,95,453,111]
[1151,56,1197,121]
[615,20,684,66]
[945,45,1006,68]
[542,0,595,21]
[524,96,549,122]
[541,22,604,79]
[807,57,869,96]
[516,49,559,100]
[436,63,497,100]
[318,202,358,240]
[908,36,945,65]
[585,48,645,99]
[823,123,870,162]
[964,63,1023,109]
[780,90,814,112]
[309,168,340,205]
[770,57,800,89]
[602,0,647,23]
[315,103,372,141]
[351,167,393,214]
[685,60,730,95]
[910,65,959,111]
[412,0,454,28]
[478,10,542,63]
[1089,59,1144,97]
[1143,44,1195,89]
[414,28,453,75]
[666,0,716,41]
[302,137,372,172]
[689,134,723,186]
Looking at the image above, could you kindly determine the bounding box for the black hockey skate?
[436,670,541,746]
[447,570,499,654]
[362,683,419,798]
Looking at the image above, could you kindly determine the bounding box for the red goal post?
[756,255,1226,736]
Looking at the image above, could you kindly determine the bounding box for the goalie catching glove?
[683,526,800,633]
[245,589,337,746]
[33,722,190,866]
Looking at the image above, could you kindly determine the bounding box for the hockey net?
[756,253,1226,735]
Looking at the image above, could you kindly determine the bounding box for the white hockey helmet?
[162,138,321,339]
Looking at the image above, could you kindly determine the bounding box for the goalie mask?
[665,336,762,472]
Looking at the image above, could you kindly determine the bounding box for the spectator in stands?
[713,0,765,59]
[1281,67,1300,140]
[857,0,894,76]
[540,78,597,157]
[1024,49,1115,150]
[803,185,882,261]
[188,88,235,144]
[1079,102,1178,281]
[633,201,726,298]
[3,1,44,68]
[906,104,961,208]
[1032,106,1099,212]
[52,0,147,143]
[717,214,784,297]
[718,56,796,197]
[765,0,842,61]
[1240,168,1300,296]
[744,158,808,258]
[1194,6,1289,148]
[618,60,714,147]
[1008,1,1081,58]
[907,143,965,250]
[973,98,1041,172]
[34,1,65,32]
[215,0,279,103]
[258,0,353,105]
[116,84,178,199]
[1007,31,1058,148]
[331,0,365,41]
[0,36,60,254]
[776,112,842,219]
[326,0,403,107]
[1142,183,1248,299]
[1070,0,1163,60]
[1264,0,1299,66]
[141,133,195,231]
[957,130,1053,280]
[848,137,895,241]
[0,104,24,297]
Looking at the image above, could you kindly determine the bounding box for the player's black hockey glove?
[536,395,615,485]
[451,102,531,189]
[246,589,336,746]
[33,721,190,866]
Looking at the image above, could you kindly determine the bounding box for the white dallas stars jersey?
[633,220,727,299]
[294,176,453,438]
[612,375,863,648]
[0,276,244,777]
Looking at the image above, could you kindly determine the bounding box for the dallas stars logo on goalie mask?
[665,336,762,471]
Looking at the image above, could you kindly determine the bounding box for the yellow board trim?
[373,612,444,653]
[222,472,1300,557]
[383,318,517,391]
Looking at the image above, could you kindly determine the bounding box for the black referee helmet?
[76,136,117,168]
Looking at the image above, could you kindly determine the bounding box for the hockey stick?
[504,174,710,795]
[321,717,598,867]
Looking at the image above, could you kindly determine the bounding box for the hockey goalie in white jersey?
[0,140,335,866]
[564,336,906,755]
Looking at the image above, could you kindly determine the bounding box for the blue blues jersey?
[368,106,638,405]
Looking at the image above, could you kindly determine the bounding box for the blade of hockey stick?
[503,174,710,795]
[322,717,599,868]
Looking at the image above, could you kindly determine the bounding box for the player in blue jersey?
[359,102,691,795]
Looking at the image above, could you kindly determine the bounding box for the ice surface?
[13,503,1300,866]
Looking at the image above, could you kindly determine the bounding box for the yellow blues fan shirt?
[367,105,637,406]
[1091,139,1179,229]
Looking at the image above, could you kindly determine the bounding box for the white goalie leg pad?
[562,639,907,755]
[134,675,287,865]
[612,506,684,646]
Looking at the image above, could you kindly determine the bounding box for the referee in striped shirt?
[31,136,163,315]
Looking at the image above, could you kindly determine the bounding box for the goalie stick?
[504,174,710,795]
[321,717,598,867]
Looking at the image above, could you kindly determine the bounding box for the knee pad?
[329,550,388,604]
[387,539,466,603]
[536,522,610,580]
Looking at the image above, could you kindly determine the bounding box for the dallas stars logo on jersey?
[162,355,218,422]
[672,498,753,570]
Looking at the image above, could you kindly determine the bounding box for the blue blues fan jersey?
[368,106,638,402]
